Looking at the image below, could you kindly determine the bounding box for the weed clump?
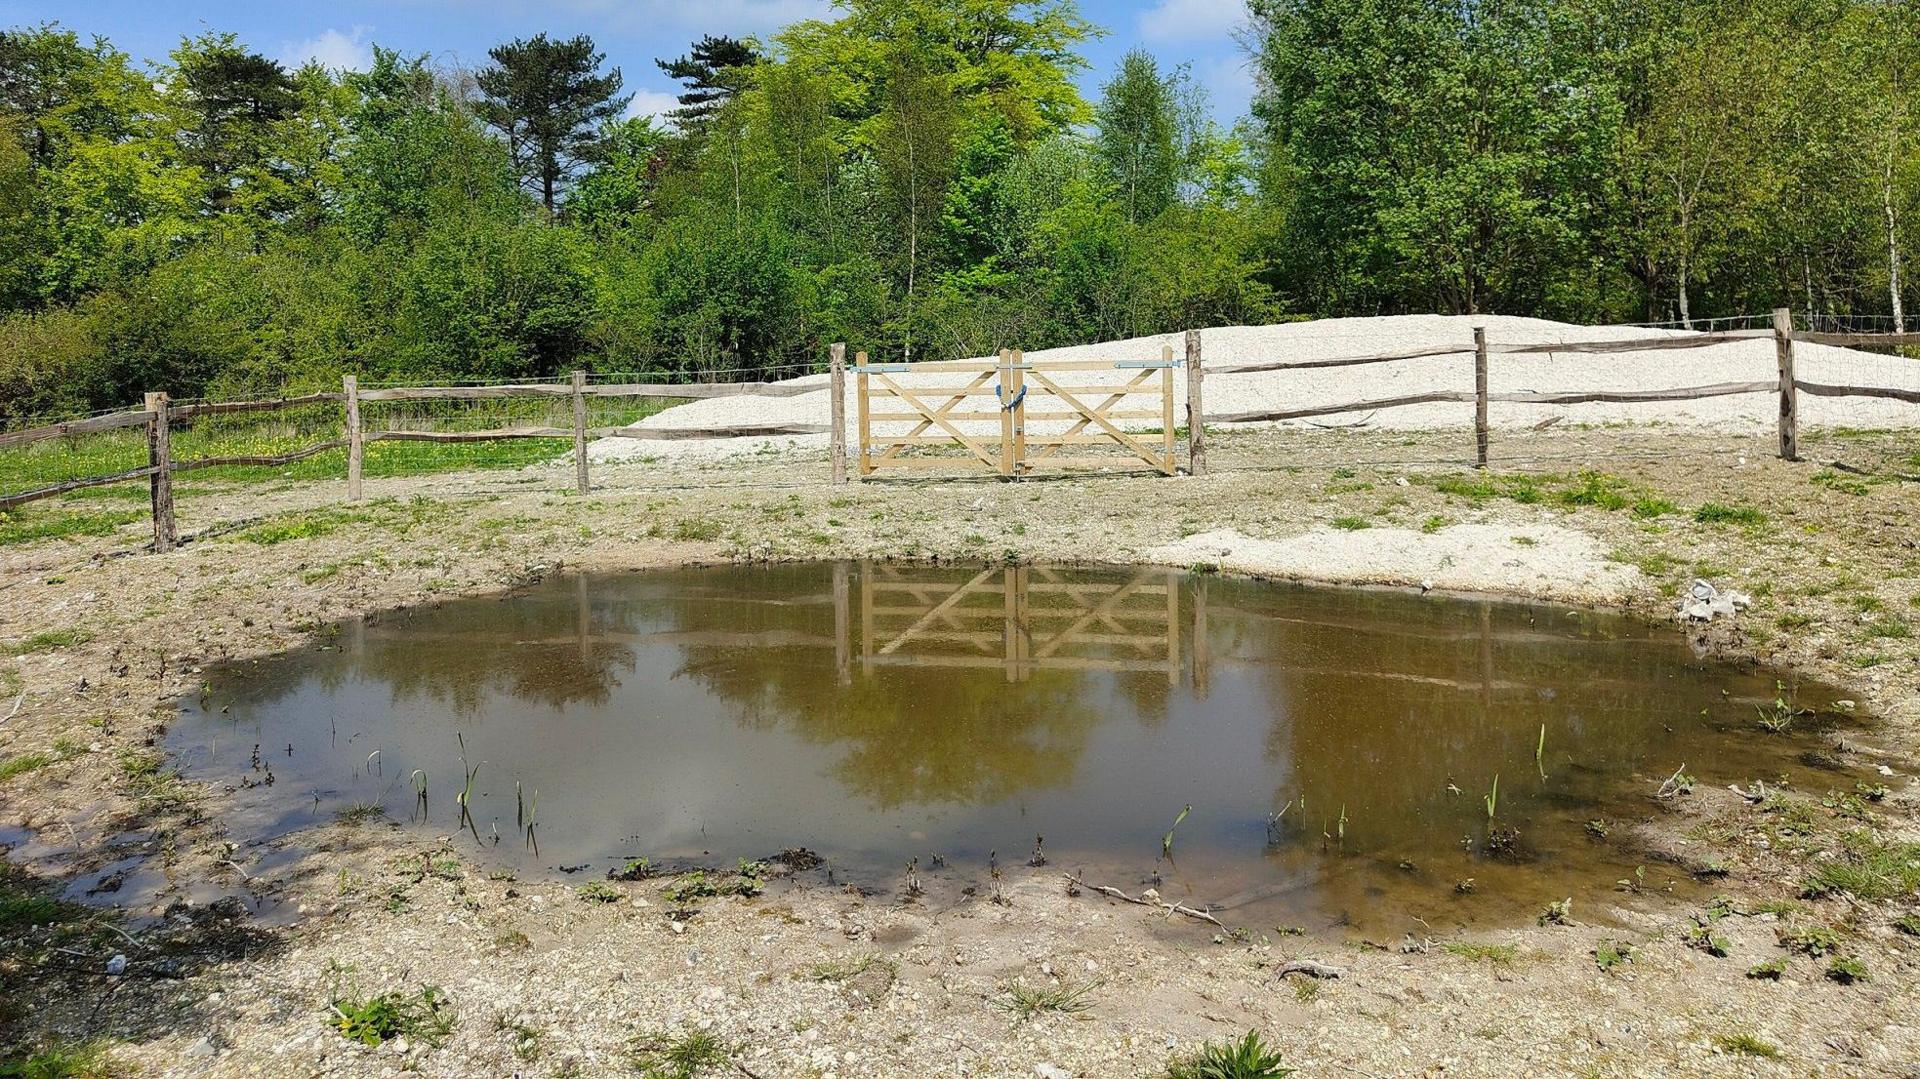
[330,986,457,1048]
[1163,1031,1293,1078]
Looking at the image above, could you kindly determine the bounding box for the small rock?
[1035,1065,1073,1079]
[105,954,127,976]
[185,1037,217,1059]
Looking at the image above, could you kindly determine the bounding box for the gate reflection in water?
[172,562,1856,932]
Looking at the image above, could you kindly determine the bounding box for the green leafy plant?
[1825,956,1869,984]
[1163,1031,1293,1079]
[330,986,457,1048]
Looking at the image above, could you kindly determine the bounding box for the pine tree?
[656,35,759,133]
[474,33,629,212]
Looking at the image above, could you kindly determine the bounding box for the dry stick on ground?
[1276,959,1347,979]
[1062,873,1225,927]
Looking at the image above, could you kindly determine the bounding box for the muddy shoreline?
[3,425,1918,1077]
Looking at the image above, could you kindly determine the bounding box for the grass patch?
[116,750,196,812]
[1163,1031,1293,1078]
[1329,516,1370,531]
[805,953,893,983]
[1712,1031,1781,1058]
[630,1031,731,1079]
[1799,834,1920,900]
[0,752,55,783]
[1442,941,1518,966]
[330,986,457,1048]
[4,629,92,655]
[995,978,1103,1020]
[0,1040,120,1077]
[0,508,143,548]
[1694,502,1765,526]
[236,511,350,545]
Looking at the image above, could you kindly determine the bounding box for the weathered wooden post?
[144,391,175,553]
[343,374,363,503]
[571,369,589,495]
[834,560,851,685]
[1184,330,1207,476]
[1010,349,1027,475]
[998,348,1015,479]
[1774,307,1798,461]
[854,351,871,481]
[1473,326,1490,468]
[829,343,848,485]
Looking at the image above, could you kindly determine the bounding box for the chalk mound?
[589,314,1920,463]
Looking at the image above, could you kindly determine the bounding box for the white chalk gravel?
[588,314,1920,464]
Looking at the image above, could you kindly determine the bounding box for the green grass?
[0,507,144,548]
[995,978,1103,1020]
[1442,941,1519,966]
[1694,502,1766,526]
[0,1040,120,1078]
[630,1031,732,1079]
[1799,834,1920,900]
[1164,1031,1293,1079]
[1712,1031,1781,1058]
[0,753,54,783]
[3,629,92,655]
[330,986,457,1048]
[805,953,893,983]
[1329,515,1370,531]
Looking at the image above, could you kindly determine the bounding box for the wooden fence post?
[998,348,1015,479]
[829,343,848,485]
[571,369,589,495]
[1473,326,1490,468]
[1185,330,1207,476]
[144,392,175,553]
[1774,307,1798,461]
[343,375,363,502]
[1011,349,1027,476]
[854,351,871,480]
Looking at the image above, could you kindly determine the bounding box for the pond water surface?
[168,562,1861,933]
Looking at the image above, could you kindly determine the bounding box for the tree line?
[0,0,1915,425]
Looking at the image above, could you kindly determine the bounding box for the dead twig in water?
[1062,873,1224,928]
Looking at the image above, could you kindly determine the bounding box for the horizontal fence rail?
[0,363,852,546]
[3,311,1917,550]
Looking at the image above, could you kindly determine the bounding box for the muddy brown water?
[166,562,1863,934]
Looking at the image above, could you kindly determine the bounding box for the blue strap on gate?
[995,384,1028,411]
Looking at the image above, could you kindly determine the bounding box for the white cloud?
[282,27,375,72]
[1138,0,1247,45]
[443,0,831,35]
[624,89,681,125]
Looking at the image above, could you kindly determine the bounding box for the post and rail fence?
[4,313,1919,553]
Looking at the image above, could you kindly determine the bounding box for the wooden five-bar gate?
[853,349,1178,479]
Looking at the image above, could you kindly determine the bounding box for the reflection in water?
[171,563,1859,932]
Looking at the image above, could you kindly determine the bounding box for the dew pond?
[168,562,1864,934]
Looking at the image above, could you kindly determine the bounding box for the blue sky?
[0,0,1258,125]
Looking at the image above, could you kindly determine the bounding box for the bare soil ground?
[2,425,1919,1078]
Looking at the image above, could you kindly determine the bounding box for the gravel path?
[591,314,1920,463]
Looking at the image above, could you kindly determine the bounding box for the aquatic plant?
[1163,803,1192,858]
[1535,725,1547,777]
[1483,775,1499,820]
